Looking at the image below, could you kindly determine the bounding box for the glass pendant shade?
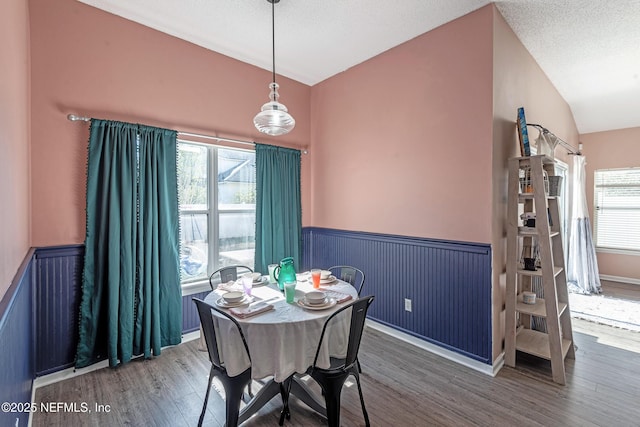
[254,0,295,136]
[254,82,295,136]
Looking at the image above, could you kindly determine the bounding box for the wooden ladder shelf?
[505,155,575,385]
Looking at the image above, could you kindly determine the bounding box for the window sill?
[181,280,211,296]
[596,247,640,257]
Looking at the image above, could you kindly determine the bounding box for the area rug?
[569,292,640,332]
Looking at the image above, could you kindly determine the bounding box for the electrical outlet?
[404,298,412,312]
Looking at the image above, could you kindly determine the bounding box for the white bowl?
[320,270,332,279]
[222,291,244,303]
[305,291,326,305]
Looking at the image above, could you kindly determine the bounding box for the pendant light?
[253,0,295,136]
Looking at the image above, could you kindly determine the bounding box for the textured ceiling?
[77,0,640,134]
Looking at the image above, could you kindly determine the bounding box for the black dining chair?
[305,295,374,427]
[328,265,365,295]
[209,264,254,291]
[328,265,366,373]
[193,297,252,427]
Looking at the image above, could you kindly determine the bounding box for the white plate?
[318,275,337,285]
[253,276,269,286]
[305,297,328,306]
[215,295,252,308]
[296,272,310,281]
[297,298,337,310]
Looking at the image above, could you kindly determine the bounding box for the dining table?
[203,273,358,424]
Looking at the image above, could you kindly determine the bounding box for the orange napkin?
[318,288,353,304]
[229,302,274,319]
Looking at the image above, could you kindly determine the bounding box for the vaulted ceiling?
[78,0,640,134]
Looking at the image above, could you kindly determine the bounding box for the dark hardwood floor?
[32,315,640,427]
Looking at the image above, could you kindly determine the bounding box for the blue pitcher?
[273,257,296,291]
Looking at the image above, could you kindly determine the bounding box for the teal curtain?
[255,144,302,273]
[76,119,182,368]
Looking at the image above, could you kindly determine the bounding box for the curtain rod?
[527,123,582,155]
[67,114,308,154]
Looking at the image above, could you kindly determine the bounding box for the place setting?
[297,290,337,310]
[214,291,254,309]
[215,290,280,319]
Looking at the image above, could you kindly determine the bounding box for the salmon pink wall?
[491,6,579,361]
[580,127,640,281]
[29,0,311,247]
[0,0,31,300]
[310,6,494,244]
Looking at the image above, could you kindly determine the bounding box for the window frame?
[593,167,640,255]
[178,139,257,294]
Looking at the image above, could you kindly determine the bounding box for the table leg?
[278,377,292,425]
[237,379,280,425]
[238,374,328,424]
[290,375,327,417]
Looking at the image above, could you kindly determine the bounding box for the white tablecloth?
[204,279,357,382]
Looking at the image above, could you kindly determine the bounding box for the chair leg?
[311,372,349,427]
[353,372,370,427]
[242,383,254,402]
[220,369,252,427]
[198,367,216,427]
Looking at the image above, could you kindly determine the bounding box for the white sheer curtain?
[566,155,602,294]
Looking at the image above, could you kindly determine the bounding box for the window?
[178,141,256,285]
[594,168,640,252]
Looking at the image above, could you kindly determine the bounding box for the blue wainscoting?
[30,245,212,375]
[34,245,84,376]
[33,247,205,375]
[0,249,35,427]
[183,290,210,333]
[303,227,492,364]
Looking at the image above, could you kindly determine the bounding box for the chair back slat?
[344,297,373,367]
[328,265,365,295]
[209,265,253,290]
[194,298,224,368]
[219,267,236,283]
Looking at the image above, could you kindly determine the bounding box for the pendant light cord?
[271,0,276,85]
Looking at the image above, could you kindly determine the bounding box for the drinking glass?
[284,280,296,303]
[242,276,253,296]
[268,264,278,283]
[311,269,321,289]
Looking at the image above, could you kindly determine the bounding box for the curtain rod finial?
[68,114,90,122]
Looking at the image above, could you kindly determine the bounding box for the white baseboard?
[366,319,500,377]
[600,274,640,286]
[182,330,201,342]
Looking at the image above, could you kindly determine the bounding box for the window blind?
[594,168,640,252]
